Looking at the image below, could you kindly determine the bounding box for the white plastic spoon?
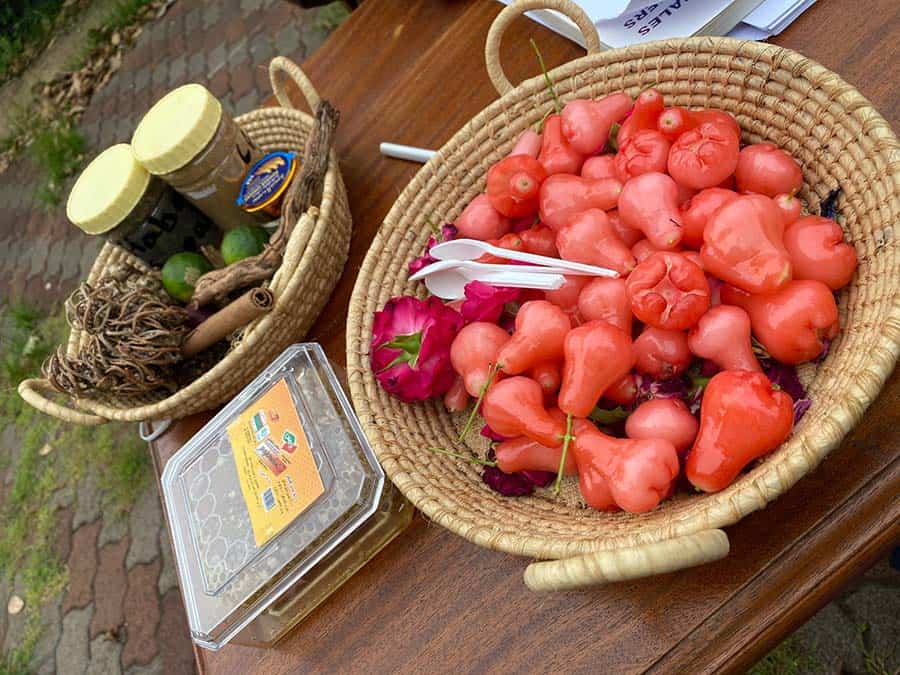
[423,267,565,300]
[430,238,619,277]
[409,259,574,283]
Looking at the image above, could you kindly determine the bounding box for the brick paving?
[0,0,346,309]
[0,2,348,673]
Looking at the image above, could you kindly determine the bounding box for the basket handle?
[269,56,322,112]
[18,378,108,426]
[523,529,730,592]
[485,0,602,97]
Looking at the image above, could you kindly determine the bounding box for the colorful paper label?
[226,378,324,547]
[236,151,296,212]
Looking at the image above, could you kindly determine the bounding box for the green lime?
[221,225,270,266]
[161,252,212,303]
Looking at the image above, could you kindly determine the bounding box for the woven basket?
[346,0,900,591]
[19,57,351,426]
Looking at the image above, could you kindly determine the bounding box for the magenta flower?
[408,224,458,275]
[460,281,520,324]
[371,296,463,402]
[480,424,509,442]
[482,466,536,496]
[480,447,557,497]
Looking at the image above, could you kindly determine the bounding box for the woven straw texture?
[346,4,900,570]
[19,57,350,425]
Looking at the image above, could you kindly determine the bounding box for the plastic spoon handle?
[473,271,566,290]
[430,239,618,277]
[409,260,575,282]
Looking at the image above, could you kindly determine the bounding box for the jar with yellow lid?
[132,84,265,231]
[67,144,221,267]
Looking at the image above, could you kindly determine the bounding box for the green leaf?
[530,38,562,114]
[425,447,496,467]
[588,406,630,425]
[553,414,574,495]
[607,123,621,153]
[379,331,424,371]
[458,362,501,442]
[384,331,422,354]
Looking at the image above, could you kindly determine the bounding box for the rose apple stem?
[535,108,554,133]
[425,447,496,467]
[553,414,574,495]
[530,38,561,114]
[458,362,501,442]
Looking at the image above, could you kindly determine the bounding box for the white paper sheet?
[594,0,742,48]
[501,0,817,47]
[729,0,817,38]
[744,0,805,28]
[726,22,770,39]
[502,0,761,49]
[572,0,662,22]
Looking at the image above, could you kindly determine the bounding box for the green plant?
[855,622,899,675]
[29,116,85,205]
[748,636,820,675]
[0,0,67,83]
[0,300,58,384]
[82,0,155,56]
[2,0,157,203]
[0,304,151,671]
[314,2,350,34]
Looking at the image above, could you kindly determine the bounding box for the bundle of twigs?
[44,278,189,398]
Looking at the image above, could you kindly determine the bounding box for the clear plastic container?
[162,344,412,650]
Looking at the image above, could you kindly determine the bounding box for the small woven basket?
[20,57,351,426]
[346,0,900,590]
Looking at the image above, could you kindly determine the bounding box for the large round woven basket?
[346,0,900,590]
[20,57,351,426]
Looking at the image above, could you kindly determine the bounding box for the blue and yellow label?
[236,151,297,215]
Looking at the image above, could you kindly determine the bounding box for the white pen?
[379,142,437,163]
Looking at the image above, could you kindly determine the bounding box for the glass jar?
[67,144,221,267]
[132,84,266,230]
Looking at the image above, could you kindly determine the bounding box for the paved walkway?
[0,1,346,673]
[0,0,344,309]
[1,479,194,675]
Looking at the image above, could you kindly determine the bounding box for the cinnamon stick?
[190,100,340,307]
[181,287,274,357]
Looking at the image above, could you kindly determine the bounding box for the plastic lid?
[161,344,384,650]
[66,144,151,235]
[132,83,223,175]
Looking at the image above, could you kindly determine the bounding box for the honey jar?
[162,344,412,649]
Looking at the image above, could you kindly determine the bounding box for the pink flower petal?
[460,281,520,324]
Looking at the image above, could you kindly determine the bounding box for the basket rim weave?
[346,35,900,561]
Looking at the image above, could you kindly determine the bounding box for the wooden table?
[150,1,900,672]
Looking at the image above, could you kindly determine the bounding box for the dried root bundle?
[45,278,189,398]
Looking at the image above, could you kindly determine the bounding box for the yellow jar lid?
[131,83,223,175]
[66,144,151,235]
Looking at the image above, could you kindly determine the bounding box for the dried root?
[45,278,188,398]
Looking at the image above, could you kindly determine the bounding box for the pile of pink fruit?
[369,88,857,514]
